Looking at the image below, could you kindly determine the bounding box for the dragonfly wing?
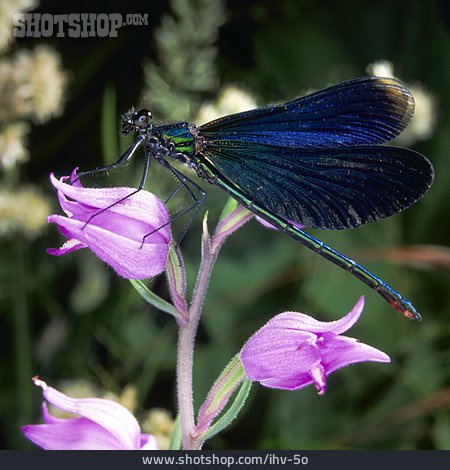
[201,142,434,229]
[199,77,414,148]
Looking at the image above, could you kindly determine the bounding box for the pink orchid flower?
[22,377,158,450]
[47,168,171,279]
[240,296,390,394]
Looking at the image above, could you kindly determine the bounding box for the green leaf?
[218,197,240,222]
[165,244,188,318]
[169,414,182,450]
[200,378,252,443]
[129,280,180,320]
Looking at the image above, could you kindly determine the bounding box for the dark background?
[1,0,449,449]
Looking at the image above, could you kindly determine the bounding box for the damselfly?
[78,77,434,320]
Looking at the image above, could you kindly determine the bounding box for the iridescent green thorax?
[157,123,196,155]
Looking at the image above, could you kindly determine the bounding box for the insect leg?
[164,182,184,204]
[142,158,205,245]
[81,139,151,229]
[75,137,145,183]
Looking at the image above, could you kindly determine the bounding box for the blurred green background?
[0,0,449,450]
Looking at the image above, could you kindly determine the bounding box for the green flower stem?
[177,208,252,449]
[176,322,197,449]
[177,215,222,450]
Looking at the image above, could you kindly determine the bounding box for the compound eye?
[134,109,152,127]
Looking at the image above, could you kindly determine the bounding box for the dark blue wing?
[201,142,434,229]
[199,77,414,148]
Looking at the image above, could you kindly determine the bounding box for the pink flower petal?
[37,379,141,449]
[258,372,315,391]
[263,296,364,335]
[240,296,390,393]
[255,215,305,230]
[255,216,278,230]
[241,327,320,382]
[320,335,391,374]
[69,167,83,188]
[47,169,171,280]
[23,378,159,451]
[49,215,169,279]
[41,402,66,424]
[47,236,86,256]
[22,419,125,450]
[140,434,159,450]
[325,296,365,334]
[309,364,327,395]
[50,173,170,230]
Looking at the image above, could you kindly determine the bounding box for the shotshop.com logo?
[13,13,149,38]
